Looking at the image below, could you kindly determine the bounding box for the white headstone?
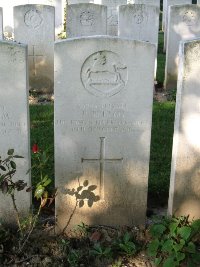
[0,0,64,38]
[54,36,156,231]
[0,7,2,39]
[66,4,107,37]
[101,0,127,35]
[163,0,192,52]
[164,4,200,90]
[132,0,160,8]
[0,41,31,224]
[119,4,159,46]
[168,39,200,219]
[14,4,55,94]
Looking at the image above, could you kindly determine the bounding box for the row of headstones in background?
[0,41,31,224]
[0,7,2,39]
[164,4,200,89]
[66,3,159,49]
[163,0,192,53]
[14,4,55,94]
[1,37,200,228]
[0,0,64,37]
[67,0,160,35]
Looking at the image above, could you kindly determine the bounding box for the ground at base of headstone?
[1,211,200,267]
[29,93,54,105]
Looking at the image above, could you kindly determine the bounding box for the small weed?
[114,232,137,256]
[90,243,112,259]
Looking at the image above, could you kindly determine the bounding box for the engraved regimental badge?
[81,51,128,97]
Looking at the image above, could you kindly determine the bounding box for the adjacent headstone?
[168,39,200,219]
[0,7,2,39]
[101,0,127,35]
[163,0,192,52]
[14,4,55,93]
[0,41,31,224]
[119,4,159,46]
[0,0,63,38]
[131,0,160,8]
[55,36,156,231]
[164,5,200,90]
[66,4,107,37]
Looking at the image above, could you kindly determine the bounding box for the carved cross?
[28,45,43,76]
[81,137,123,199]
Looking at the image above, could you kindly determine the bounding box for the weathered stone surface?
[14,4,55,93]
[101,0,127,35]
[164,5,200,90]
[0,41,31,224]
[0,7,3,39]
[66,3,107,37]
[119,4,159,46]
[168,39,200,219]
[54,36,155,231]
[163,0,192,52]
[132,0,160,8]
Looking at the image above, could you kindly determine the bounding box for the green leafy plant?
[0,147,54,255]
[67,249,82,267]
[0,149,27,234]
[114,232,137,256]
[147,216,200,267]
[90,243,112,259]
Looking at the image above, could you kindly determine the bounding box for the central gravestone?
[55,36,155,231]
[66,4,107,37]
[0,41,31,224]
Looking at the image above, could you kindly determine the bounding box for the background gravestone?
[66,4,107,37]
[119,4,159,46]
[163,0,192,52]
[0,0,63,38]
[119,4,159,76]
[0,41,31,224]
[168,39,200,219]
[131,0,160,8]
[54,36,155,231]
[14,4,55,94]
[164,4,200,90]
[101,0,127,35]
[0,7,2,39]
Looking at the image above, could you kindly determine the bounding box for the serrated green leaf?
[163,257,177,267]
[176,252,185,262]
[154,257,162,266]
[162,240,173,253]
[169,222,179,235]
[150,224,166,238]
[147,239,160,257]
[177,226,191,241]
[173,239,185,252]
[124,232,130,243]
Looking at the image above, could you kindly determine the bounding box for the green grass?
[30,105,54,187]
[156,32,165,84]
[149,102,175,206]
